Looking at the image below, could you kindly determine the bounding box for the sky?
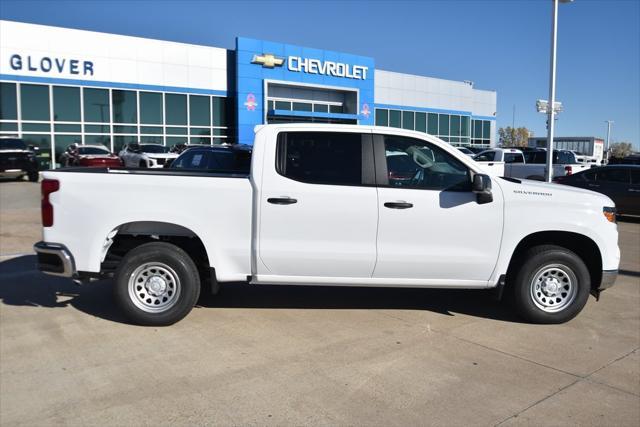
[1,0,639,148]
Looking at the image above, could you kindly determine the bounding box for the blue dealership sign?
[235,37,375,145]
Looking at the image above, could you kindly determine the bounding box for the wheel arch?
[506,230,602,292]
[101,221,212,280]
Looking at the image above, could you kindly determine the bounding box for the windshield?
[78,146,110,155]
[140,144,168,154]
[0,139,27,150]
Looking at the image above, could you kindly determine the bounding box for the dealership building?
[0,20,497,169]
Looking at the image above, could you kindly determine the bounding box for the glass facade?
[375,108,491,147]
[0,81,230,169]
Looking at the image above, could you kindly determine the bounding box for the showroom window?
[389,110,401,128]
[112,90,137,124]
[83,88,110,123]
[375,108,388,127]
[140,92,162,124]
[190,95,210,126]
[471,119,491,146]
[21,84,50,121]
[369,107,481,146]
[0,83,18,126]
[53,86,81,122]
[165,94,187,125]
[402,111,414,130]
[1,80,231,169]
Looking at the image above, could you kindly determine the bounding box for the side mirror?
[472,174,493,204]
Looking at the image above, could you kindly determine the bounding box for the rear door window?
[597,168,630,184]
[504,153,524,163]
[276,132,367,186]
[474,151,495,161]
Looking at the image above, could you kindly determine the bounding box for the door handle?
[384,201,413,209]
[267,197,297,205]
[588,184,600,188]
[629,189,640,192]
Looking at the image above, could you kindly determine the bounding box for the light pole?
[544,0,574,182]
[605,120,613,163]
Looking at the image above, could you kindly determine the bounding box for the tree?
[609,142,633,159]
[498,126,532,147]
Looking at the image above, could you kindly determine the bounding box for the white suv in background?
[119,143,178,168]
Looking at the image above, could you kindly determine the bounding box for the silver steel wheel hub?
[128,262,181,313]
[530,264,577,313]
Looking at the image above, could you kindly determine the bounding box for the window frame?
[275,131,376,187]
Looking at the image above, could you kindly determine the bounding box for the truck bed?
[41,167,253,281]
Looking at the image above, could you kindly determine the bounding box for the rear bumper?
[598,269,618,291]
[33,241,77,278]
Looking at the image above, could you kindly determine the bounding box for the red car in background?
[60,144,123,168]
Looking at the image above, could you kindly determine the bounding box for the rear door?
[596,168,632,213]
[257,131,378,279]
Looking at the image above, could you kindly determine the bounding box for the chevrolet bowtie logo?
[251,53,284,68]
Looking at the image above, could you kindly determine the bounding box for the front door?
[373,135,503,284]
[257,130,378,279]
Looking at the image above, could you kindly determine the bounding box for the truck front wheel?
[114,242,201,326]
[511,245,590,324]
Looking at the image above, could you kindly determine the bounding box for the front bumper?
[598,269,618,291]
[33,241,77,278]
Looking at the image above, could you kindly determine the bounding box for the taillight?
[41,179,60,227]
[564,165,573,175]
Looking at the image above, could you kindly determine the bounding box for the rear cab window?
[276,132,372,186]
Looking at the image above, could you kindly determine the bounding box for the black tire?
[511,245,590,324]
[28,171,39,182]
[114,242,201,326]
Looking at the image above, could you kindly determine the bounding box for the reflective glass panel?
[190,95,210,126]
[21,84,50,121]
[140,92,163,124]
[53,86,80,121]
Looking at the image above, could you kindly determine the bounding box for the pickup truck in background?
[34,124,619,326]
[474,148,589,180]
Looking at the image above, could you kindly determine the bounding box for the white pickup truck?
[34,124,619,326]
[474,148,589,180]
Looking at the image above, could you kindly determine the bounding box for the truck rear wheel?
[511,245,590,324]
[114,242,200,326]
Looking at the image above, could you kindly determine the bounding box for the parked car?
[34,124,619,326]
[168,143,212,154]
[474,148,588,180]
[59,144,122,168]
[165,143,217,167]
[119,143,178,168]
[554,165,640,216]
[456,147,475,157]
[169,145,252,173]
[0,137,39,182]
